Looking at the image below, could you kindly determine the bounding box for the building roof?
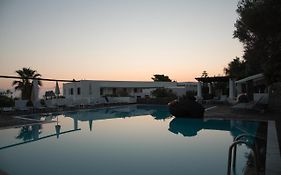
[235,73,264,84]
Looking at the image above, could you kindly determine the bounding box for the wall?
[63,80,197,105]
[107,97,136,103]
[63,80,176,104]
[268,82,281,112]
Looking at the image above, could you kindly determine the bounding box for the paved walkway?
[266,121,281,175]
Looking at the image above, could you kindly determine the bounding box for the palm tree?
[12,67,42,100]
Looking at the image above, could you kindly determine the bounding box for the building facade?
[63,80,197,105]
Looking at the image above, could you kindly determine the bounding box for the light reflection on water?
[0,105,259,175]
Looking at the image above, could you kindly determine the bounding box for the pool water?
[0,105,260,175]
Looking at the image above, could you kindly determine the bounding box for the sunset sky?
[0,0,242,91]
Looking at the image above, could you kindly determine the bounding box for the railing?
[0,128,81,150]
[227,134,259,175]
[0,75,78,82]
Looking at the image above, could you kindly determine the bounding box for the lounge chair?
[15,100,29,111]
[1,107,15,114]
[231,96,264,111]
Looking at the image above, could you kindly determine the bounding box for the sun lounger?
[15,100,29,111]
[1,107,15,114]
[231,96,264,111]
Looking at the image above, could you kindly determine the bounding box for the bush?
[180,91,196,101]
[0,95,14,107]
[26,101,33,107]
[40,99,46,106]
[151,88,177,98]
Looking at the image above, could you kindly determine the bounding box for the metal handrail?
[232,134,262,170]
[227,140,259,175]
[233,134,255,168]
[234,133,264,142]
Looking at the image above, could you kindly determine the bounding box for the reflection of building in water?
[169,118,259,138]
[89,120,93,131]
[65,105,171,131]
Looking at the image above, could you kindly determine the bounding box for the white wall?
[63,80,197,105]
[107,97,137,103]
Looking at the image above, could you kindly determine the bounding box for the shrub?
[26,101,33,107]
[180,91,196,101]
[40,99,46,106]
[151,88,177,98]
[0,95,14,107]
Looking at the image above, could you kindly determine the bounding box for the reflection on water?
[64,105,172,132]
[0,105,262,175]
[55,116,61,138]
[16,124,42,141]
[169,118,259,138]
[64,105,258,139]
[3,105,259,149]
[1,105,172,150]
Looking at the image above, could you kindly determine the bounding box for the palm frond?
[12,80,21,86]
[33,73,41,78]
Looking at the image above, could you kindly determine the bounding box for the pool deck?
[204,105,281,121]
[266,121,281,175]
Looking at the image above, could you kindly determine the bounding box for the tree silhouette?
[201,71,208,78]
[224,57,246,79]
[151,74,172,82]
[233,0,281,84]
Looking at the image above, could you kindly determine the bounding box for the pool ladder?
[227,134,260,175]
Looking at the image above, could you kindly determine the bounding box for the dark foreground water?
[0,105,261,175]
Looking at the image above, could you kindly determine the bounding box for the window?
[113,88,116,95]
[70,88,73,95]
[134,88,137,93]
[100,88,104,95]
[77,87,81,95]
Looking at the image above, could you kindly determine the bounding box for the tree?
[233,0,281,84]
[0,92,14,107]
[151,74,172,82]
[201,71,208,78]
[224,57,246,79]
[12,67,42,100]
[0,89,13,98]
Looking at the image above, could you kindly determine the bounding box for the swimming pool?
[0,105,261,175]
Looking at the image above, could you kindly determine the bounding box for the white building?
[235,73,269,104]
[62,80,197,105]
